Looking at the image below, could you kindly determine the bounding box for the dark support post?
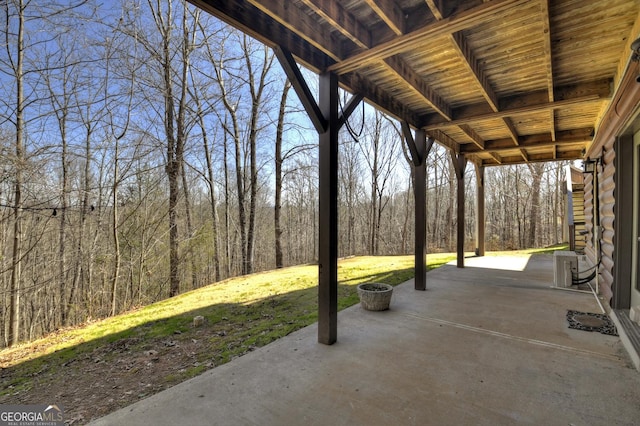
[451,152,467,268]
[414,130,428,290]
[401,123,433,291]
[276,47,361,345]
[318,72,339,344]
[475,164,485,257]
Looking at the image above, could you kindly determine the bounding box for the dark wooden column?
[414,132,427,290]
[274,47,362,345]
[317,71,339,344]
[451,152,467,268]
[475,163,485,257]
[402,123,433,290]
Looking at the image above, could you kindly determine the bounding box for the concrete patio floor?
[91,254,640,426]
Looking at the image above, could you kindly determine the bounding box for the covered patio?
[91,254,640,425]
[185,0,640,347]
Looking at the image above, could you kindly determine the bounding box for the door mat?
[566,310,618,336]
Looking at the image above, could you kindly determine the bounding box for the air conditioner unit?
[553,251,578,288]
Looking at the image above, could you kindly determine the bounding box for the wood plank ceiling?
[189,0,640,166]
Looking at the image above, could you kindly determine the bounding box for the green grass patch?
[0,250,548,400]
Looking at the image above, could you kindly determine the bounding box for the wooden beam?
[460,127,593,154]
[340,72,424,127]
[428,4,518,151]
[424,96,607,131]
[540,0,554,103]
[425,95,604,129]
[479,149,584,166]
[274,47,327,133]
[327,0,520,74]
[423,79,611,128]
[364,0,406,35]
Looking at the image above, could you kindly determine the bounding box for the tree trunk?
[527,163,545,247]
[110,142,121,316]
[7,0,25,347]
[194,88,221,282]
[181,161,198,289]
[245,40,273,275]
[274,79,290,268]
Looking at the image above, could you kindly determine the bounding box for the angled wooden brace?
[274,46,363,134]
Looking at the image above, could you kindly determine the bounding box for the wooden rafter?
[364,0,406,35]
[459,124,485,150]
[383,56,452,120]
[427,129,459,152]
[302,0,453,121]
[502,117,520,145]
[489,152,503,164]
[457,26,518,154]
[425,1,519,157]
[451,31,499,111]
[245,0,341,61]
[327,0,520,74]
[540,0,556,142]
[425,0,444,20]
[298,0,372,49]
[191,0,332,69]
[192,0,639,166]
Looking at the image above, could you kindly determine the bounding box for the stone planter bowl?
[357,283,393,311]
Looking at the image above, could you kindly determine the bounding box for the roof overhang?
[189,0,640,166]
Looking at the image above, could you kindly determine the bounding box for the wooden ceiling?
[189,0,640,166]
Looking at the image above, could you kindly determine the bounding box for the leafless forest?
[0,0,568,347]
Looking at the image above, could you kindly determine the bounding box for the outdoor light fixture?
[583,158,596,173]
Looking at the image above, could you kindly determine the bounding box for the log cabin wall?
[599,143,617,303]
[586,57,640,307]
[583,171,595,262]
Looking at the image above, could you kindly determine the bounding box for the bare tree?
[3,0,27,346]
[274,79,291,268]
[527,163,546,247]
[135,0,199,296]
